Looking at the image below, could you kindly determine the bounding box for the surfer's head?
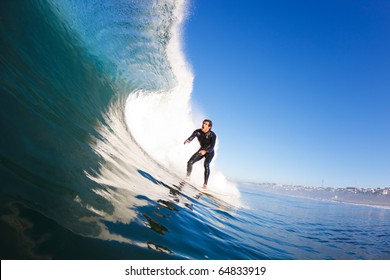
[202,119,212,132]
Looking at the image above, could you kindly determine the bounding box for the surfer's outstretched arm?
[184,130,199,145]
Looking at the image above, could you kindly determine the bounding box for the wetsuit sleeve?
[186,129,199,142]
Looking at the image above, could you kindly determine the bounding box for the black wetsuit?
[186,129,217,185]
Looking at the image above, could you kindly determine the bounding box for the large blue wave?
[1,0,115,233]
[0,0,241,259]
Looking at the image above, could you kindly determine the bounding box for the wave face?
[1,0,389,260]
[0,0,239,259]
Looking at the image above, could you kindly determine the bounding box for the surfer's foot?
[202,184,207,189]
[185,176,190,182]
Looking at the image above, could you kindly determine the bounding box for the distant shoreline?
[239,181,390,209]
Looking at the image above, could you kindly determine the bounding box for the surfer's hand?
[199,150,206,155]
[184,139,190,145]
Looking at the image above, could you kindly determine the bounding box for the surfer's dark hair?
[203,119,212,128]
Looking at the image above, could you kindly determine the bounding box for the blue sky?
[184,0,390,188]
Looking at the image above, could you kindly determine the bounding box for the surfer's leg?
[187,151,204,177]
[203,151,215,186]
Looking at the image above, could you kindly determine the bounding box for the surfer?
[184,119,216,189]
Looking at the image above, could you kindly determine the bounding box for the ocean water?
[1,0,389,260]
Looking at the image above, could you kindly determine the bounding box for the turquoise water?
[1,0,389,260]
